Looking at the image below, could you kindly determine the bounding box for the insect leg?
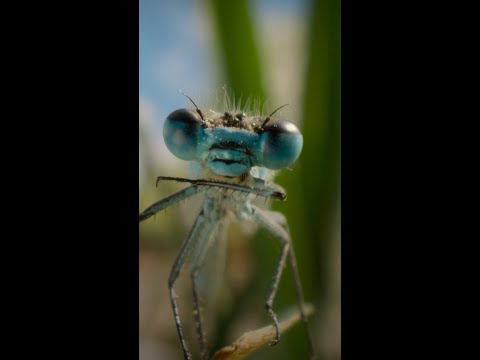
[248,205,290,347]
[168,208,207,360]
[139,185,199,222]
[255,208,316,359]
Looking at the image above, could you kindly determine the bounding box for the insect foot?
[265,301,280,347]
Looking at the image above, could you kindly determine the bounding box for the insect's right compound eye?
[163,109,202,160]
[260,120,303,169]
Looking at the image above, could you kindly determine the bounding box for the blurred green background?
[139,0,340,359]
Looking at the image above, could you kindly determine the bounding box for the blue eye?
[163,109,203,160]
[260,120,303,169]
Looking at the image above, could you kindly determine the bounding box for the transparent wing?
[192,215,229,306]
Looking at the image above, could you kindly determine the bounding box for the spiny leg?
[139,185,200,222]
[288,242,316,359]
[249,205,291,347]
[168,208,208,360]
[191,267,207,360]
[266,241,290,347]
[259,208,316,359]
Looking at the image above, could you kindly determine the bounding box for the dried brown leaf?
[212,304,314,360]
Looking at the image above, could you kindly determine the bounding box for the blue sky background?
[139,0,308,127]
[140,0,213,116]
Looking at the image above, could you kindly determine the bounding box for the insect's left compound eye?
[163,109,203,160]
[260,120,303,169]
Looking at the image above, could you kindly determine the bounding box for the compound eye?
[163,109,203,160]
[260,120,303,169]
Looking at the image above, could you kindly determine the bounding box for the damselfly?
[139,93,315,360]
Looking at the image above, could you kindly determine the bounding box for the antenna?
[178,90,205,122]
[260,103,289,129]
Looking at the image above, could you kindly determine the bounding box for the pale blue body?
[139,106,314,360]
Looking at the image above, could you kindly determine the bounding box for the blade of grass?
[206,0,266,105]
